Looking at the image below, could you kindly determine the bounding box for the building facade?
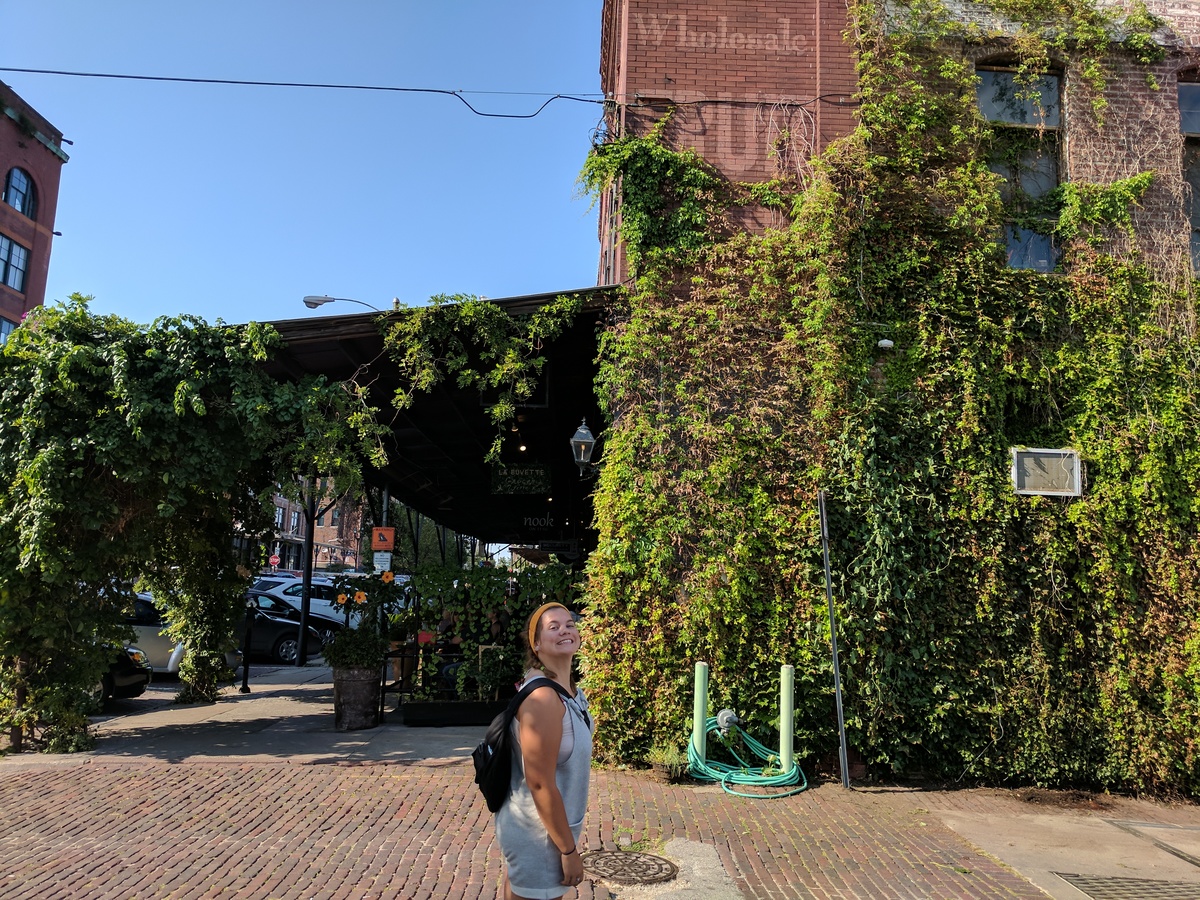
[0,82,67,340]
[597,0,1200,284]
[268,490,365,574]
[597,0,858,284]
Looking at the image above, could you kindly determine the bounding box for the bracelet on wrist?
[560,844,576,856]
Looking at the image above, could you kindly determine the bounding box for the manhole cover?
[1055,873,1200,899]
[582,850,679,885]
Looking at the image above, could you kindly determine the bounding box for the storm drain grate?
[582,850,679,885]
[1055,873,1200,899]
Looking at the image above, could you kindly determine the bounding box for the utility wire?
[0,66,605,119]
[2,66,858,115]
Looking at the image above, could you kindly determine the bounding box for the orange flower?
[354,591,367,604]
[381,570,395,583]
[337,593,348,605]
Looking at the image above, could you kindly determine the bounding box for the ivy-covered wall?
[580,0,1200,794]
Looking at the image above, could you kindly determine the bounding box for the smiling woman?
[493,603,593,900]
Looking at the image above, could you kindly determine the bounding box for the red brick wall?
[1063,50,1193,276]
[1145,1,1200,50]
[596,2,1200,285]
[0,82,66,324]
[605,0,857,172]
[598,0,860,283]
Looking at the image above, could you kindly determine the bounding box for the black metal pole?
[297,478,316,666]
[240,602,253,693]
[820,490,852,789]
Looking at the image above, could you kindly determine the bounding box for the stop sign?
[269,554,280,566]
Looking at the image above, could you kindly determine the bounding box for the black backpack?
[472,677,571,813]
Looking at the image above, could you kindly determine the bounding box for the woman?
[494,602,593,899]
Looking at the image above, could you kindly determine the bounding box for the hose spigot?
[716,708,740,736]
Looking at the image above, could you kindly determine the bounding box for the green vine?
[578,115,725,269]
[382,293,583,462]
[1054,171,1155,245]
[579,0,1200,796]
[0,299,387,748]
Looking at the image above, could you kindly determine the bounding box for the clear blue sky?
[4,1,605,325]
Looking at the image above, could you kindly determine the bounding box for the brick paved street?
[5,667,1198,899]
[1,758,1048,900]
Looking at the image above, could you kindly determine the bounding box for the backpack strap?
[506,676,570,720]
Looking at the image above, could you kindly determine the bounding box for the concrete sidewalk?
[2,665,1199,899]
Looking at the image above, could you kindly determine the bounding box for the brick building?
[0,81,66,340]
[267,489,365,573]
[597,1,1200,284]
[597,0,858,284]
[311,493,365,571]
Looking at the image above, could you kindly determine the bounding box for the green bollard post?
[691,661,709,766]
[780,664,795,773]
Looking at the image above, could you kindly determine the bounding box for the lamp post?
[240,598,255,693]
[302,295,387,312]
[570,419,596,477]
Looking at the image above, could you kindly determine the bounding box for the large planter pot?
[401,699,507,727]
[333,666,379,731]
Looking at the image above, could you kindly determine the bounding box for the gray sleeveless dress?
[494,670,593,899]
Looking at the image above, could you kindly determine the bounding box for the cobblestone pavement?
[1,759,1047,900]
[5,667,1199,900]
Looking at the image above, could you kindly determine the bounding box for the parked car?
[123,593,243,675]
[243,608,324,665]
[95,645,153,705]
[251,573,303,592]
[245,589,345,646]
[251,577,356,625]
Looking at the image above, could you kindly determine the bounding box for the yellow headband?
[527,602,568,652]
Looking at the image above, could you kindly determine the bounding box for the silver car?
[124,593,242,675]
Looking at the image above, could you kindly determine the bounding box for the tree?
[0,297,384,749]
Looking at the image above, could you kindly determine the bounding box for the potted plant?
[645,744,690,783]
[322,575,397,731]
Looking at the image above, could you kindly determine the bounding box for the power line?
[0,66,605,119]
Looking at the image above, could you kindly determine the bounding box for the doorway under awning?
[262,287,615,557]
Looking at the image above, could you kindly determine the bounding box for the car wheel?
[317,625,339,646]
[272,634,300,664]
[92,676,111,708]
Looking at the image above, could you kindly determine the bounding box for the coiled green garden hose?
[687,716,808,798]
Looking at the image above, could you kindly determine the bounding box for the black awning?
[263,287,614,551]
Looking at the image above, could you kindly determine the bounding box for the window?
[1181,82,1200,135]
[289,510,300,532]
[274,506,284,528]
[978,67,1062,272]
[316,512,325,527]
[1180,81,1200,273]
[0,318,14,344]
[3,168,35,220]
[977,70,1061,128]
[0,235,28,292]
[331,508,341,525]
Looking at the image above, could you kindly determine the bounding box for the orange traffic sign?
[371,527,395,551]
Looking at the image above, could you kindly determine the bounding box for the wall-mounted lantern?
[570,419,596,477]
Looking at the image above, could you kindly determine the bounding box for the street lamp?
[302,295,384,312]
[570,419,597,477]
